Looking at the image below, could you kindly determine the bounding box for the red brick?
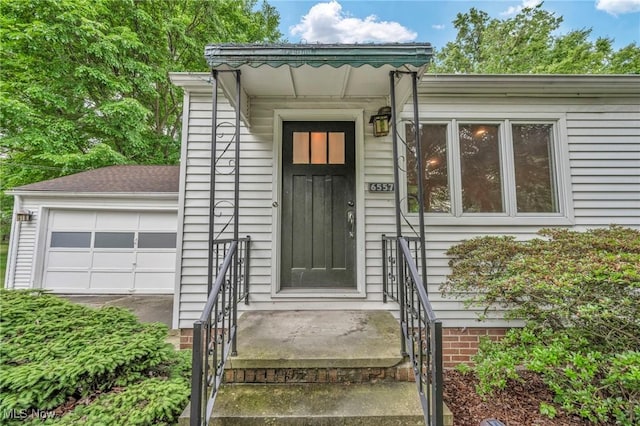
[397,367,409,381]
[466,329,490,335]
[451,355,472,362]
[266,369,275,382]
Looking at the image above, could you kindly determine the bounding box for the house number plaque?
[368,183,395,192]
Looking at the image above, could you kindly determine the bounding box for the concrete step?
[228,310,404,370]
[209,382,451,425]
[179,311,454,425]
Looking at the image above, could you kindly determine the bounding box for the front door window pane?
[310,132,327,164]
[406,123,450,212]
[293,132,310,164]
[512,124,557,212]
[328,132,345,164]
[459,124,503,213]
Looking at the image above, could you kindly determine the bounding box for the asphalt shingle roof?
[14,165,179,193]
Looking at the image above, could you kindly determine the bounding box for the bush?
[442,226,640,424]
[0,290,190,425]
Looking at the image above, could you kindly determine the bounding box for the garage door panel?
[44,271,90,289]
[136,252,176,269]
[96,212,139,229]
[92,252,135,269]
[135,272,174,292]
[91,272,134,290]
[139,212,177,230]
[50,211,95,228]
[47,251,92,268]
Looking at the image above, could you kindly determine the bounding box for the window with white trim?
[406,120,560,216]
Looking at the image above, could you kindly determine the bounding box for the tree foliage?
[433,3,640,74]
[0,0,281,235]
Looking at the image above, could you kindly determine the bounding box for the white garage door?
[42,210,177,293]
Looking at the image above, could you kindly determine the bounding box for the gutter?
[6,191,179,200]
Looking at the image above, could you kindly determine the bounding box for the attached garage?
[5,166,179,294]
[43,210,176,293]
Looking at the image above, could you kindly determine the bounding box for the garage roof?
[12,165,179,193]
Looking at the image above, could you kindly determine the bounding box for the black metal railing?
[382,235,444,426]
[190,236,250,426]
[382,235,420,303]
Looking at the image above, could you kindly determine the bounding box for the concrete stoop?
[180,310,453,425]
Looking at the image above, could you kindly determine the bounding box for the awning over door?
[203,43,433,125]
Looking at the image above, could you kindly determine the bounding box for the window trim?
[400,113,574,226]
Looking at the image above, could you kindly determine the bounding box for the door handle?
[347,210,355,239]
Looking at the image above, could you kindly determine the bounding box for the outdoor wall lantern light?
[369,106,392,137]
[16,210,33,222]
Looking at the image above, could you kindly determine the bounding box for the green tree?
[0,0,281,237]
[433,3,640,74]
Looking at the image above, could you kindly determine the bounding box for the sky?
[271,0,640,50]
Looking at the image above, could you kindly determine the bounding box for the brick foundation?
[224,364,415,383]
[180,326,509,369]
[179,328,193,350]
[442,327,508,368]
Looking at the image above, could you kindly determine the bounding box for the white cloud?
[596,0,640,16]
[500,0,542,16]
[432,24,446,30]
[290,1,417,43]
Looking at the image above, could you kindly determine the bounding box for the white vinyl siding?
[567,111,640,226]
[176,76,639,329]
[8,198,40,289]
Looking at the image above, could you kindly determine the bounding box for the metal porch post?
[231,70,241,356]
[411,72,428,288]
[190,321,203,426]
[389,71,406,356]
[207,70,219,296]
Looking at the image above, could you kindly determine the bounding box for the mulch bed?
[443,370,592,426]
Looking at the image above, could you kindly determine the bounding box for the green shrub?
[47,378,189,426]
[442,226,640,425]
[0,290,190,425]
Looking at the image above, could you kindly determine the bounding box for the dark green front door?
[281,121,356,289]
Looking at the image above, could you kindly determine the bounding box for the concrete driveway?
[60,294,174,328]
